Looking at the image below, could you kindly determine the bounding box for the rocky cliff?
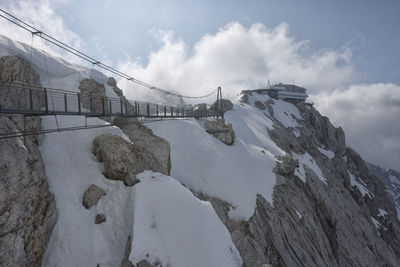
[0,56,57,266]
[198,91,400,267]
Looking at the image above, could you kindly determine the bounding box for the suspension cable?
[0,8,218,99]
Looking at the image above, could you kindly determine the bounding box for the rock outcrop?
[0,56,57,266]
[95,214,106,224]
[79,78,109,114]
[114,117,171,175]
[204,118,235,145]
[107,77,126,100]
[93,133,165,186]
[200,92,400,267]
[82,184,106,209]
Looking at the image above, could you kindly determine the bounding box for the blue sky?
[57,0,400,84]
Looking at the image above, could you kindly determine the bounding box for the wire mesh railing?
[0,82,222,118]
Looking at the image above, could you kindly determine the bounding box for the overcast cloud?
[0,0,398,170]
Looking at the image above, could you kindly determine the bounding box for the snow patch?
[148,104,285,220]
[294,164,306,183]
[295,209,302,219]
[40,116,133,267]
[317,146,335,159]
[348,171,374,199]
[130,171,242,267]
[378,209,388,217]
[293,152,328,185]
[270,98,303,128]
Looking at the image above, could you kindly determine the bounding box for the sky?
[0,0,399,170]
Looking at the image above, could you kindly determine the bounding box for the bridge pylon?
[216,86,224,119]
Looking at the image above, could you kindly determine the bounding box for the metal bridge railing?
[0,82,223,118]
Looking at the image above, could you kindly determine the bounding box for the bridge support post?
[156,105,159,116]
[125,101,128,116]
[102,96,106,116]
[171,107,173,117]
[64,93,68,112]
[147,103,150,117]
[164,106,167,117]
[109,100,112,115]
[120,99,123,115]
[77,93,81,114]
[135,102,138,116]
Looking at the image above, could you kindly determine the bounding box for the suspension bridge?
[0,9,227,139]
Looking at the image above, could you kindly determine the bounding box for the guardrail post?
[147,103,150,117]
[29,89,33,110]
[156,105,159,117]
[64,93,68,112]
[109,99,112,115]
[44,88,49,114]
[135,102,138,115]
[171,107,173,117]
[120,99,123,115]
[77,93,81,114]
[89,96,93,113]
[125,101,128,115]
[164,106,167,117]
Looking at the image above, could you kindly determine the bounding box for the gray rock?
[82,184,106,209]
[107,77,126,100]
[95,214,106,224]
[79,78,109,114]
[273,154,299,176]
[121,235,134,267]
[254,100,266,110]
[114,117,171,175]
[204,118,235,145]
[93,133,164,186]
[0,56,57,267]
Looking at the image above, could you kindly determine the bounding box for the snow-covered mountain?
[1,34,400,267]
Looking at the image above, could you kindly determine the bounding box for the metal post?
[77,93,81,114]
[120,99,123,115]
[156,105,159,117]
[125,100,128,115]
[29,89,33,110]
[171,107,173,117]
[135,102,138,115]
[147,103,150,117]
[109,100,112,115]
[164,106,167,117]
[64,93,68,112]
[89,96,93,113]
[44,88,48,114]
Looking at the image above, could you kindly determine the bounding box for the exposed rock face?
[210,99,233,112]
[121,235,134,267]
[0,56,57,266]
[114,117,171,175]
[79,78,109,114]
[200,93,400,267]
[254,100,266,110]
[204,118,235,145]
[95,214,106,224]
[82,184,106,209]
[93,133,164,186]
[107,77,126,100]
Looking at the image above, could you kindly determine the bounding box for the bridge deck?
[0,82,221,118]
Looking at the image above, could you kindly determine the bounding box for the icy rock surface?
[204,118,235,145]
[0,56,57,266]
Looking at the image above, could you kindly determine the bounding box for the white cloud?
[0,0,85,63]
[312,83,400,170]
[118,22,356,102]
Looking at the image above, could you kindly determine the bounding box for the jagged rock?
[121,235,134,267]
[239,90,251,103]
[0,56,57,266]
[82,185,106,209]
[204,118,235,145]
[79,78,108,114]
[93,133,164,186]
[107,77,126,100]
[194,103,207,110]
[95,214,106,224]
[0,55,44,110]
[273,154,299,176]
[210,99,233,112]
[254,100,266,110]
[113,117,171,175]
